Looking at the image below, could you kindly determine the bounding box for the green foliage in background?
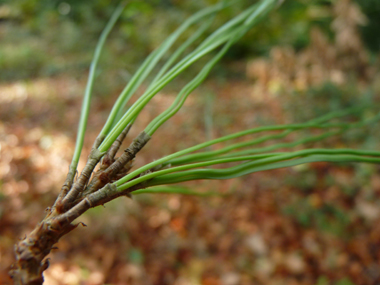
[2,0,378,82]
[355,0,380,52]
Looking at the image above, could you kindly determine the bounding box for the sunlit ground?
[1,0,380,284]
[1,61,380,284]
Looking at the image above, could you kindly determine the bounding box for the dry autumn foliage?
[1,0,379,284]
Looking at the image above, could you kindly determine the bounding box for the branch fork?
[10,129,151,285]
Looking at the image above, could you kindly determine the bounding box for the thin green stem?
[165,108,377,165]
[132,186,224,196]
[117,148,380,190]
[147,17,215,89]
[98,0,278,152]
[98,2,227,139]
[98,28,238,151]
[145,0,280,135]
[70,2,125,170]
[146,154,380,186]
[144,30,237,135]
[114,117,365,187]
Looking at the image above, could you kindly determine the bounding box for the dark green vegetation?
[2,0,379,82]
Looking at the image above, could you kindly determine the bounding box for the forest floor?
[1,71,380,285]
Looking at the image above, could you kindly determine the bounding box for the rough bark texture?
[9,131,151,284]
[9,217,78,285]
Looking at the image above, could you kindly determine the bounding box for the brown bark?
[9,131,151,284]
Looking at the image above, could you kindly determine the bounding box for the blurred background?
[1,0,380,284]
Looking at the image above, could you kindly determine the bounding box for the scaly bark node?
[10,131,151,285]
